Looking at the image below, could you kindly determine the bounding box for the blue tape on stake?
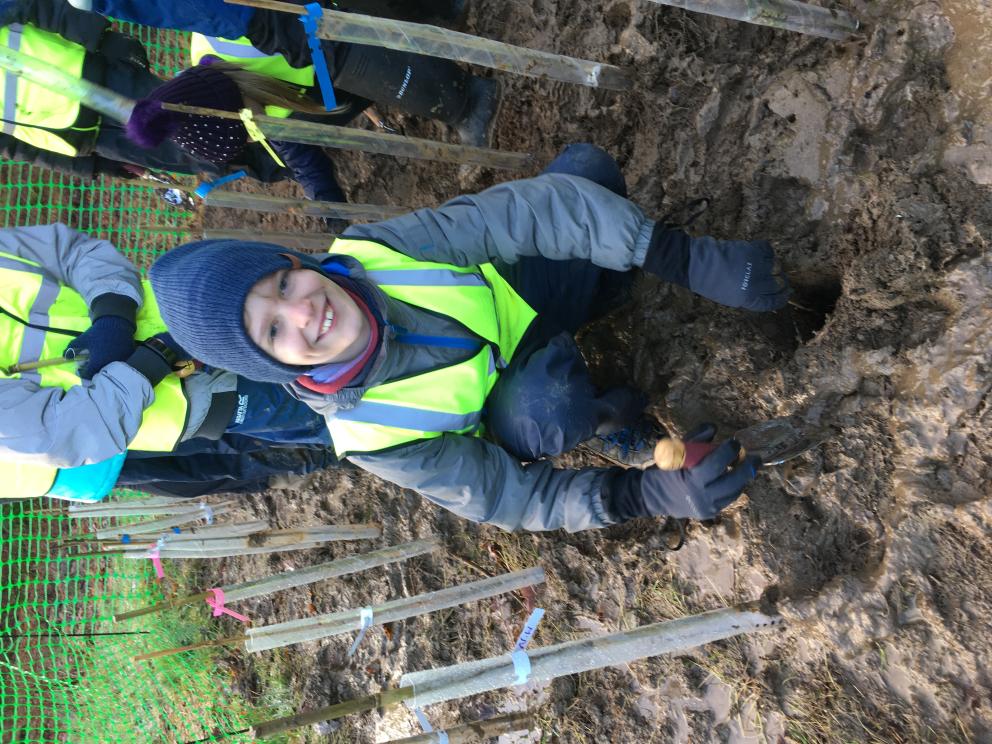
[121,534,131,544]
[413,708,432,732]
[347,606,374,657]
[194,170,247,199]
[413,708,449,744]
[511,649,532,685]
[300,3,338,111]
[172,527,181,534]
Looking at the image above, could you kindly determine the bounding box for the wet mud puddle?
[941,0,992,182]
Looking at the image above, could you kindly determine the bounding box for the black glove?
[601,428,761,522]
[64,294,137,379]
[124,335,182,387]
[643,224,792,312]
[640,440,761,520]
[98,31,149,69]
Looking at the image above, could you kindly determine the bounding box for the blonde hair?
[208,61,343,116]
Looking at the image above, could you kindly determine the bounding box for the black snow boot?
[338,0,468,23]
[453,76,500,148]
[330,44,470,123]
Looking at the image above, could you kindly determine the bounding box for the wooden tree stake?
[226,0,631,90]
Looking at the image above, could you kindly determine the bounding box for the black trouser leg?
[120,437,343,498]
[485,144,640,460]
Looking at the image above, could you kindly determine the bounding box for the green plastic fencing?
[1,25,257,743]
[0,496,257,743]
[0,24,194,270]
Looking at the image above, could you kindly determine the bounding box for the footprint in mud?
[924,519,992,644]
[603,1,631,31]
[753,489,886,599]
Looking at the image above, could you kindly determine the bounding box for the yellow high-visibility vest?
[0,250,190,498]
[190,33,313,119]
[0,23,89,156]
[325,238,537,456]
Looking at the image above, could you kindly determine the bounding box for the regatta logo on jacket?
[234,394,249,424]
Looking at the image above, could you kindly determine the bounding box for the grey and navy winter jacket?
[290,174,657,533]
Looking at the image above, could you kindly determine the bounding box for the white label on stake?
[514,608,545,650]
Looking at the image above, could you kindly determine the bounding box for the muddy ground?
[176,0,992,741]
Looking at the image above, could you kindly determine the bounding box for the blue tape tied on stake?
[510,607,545,686]
[511,649,532,685]
[194,170,247,200]
[300,3,338,111]
[347,606,374,657]
[413,707,449,744]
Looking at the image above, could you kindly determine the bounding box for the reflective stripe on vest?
[329,345,495,455]
[0,23,86,155]
[365,268,488,289]
[1,25,23,136]
[324,238,536,456]
[0,252,190,498]
[199,36,271,60]
[190,34,314,121]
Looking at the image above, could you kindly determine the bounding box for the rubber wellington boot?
[454,77,501,148]
[339,0,468,23]
[330,45,470,123]
[434,0,468,22]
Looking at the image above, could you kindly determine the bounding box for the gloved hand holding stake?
[64,293,138,379]
[643,225,792,311]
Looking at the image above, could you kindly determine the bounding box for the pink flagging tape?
[205,588,251,624]
[147,538,167,579]
[147,549,165,579]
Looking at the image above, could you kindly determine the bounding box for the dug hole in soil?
[184,0,992,741]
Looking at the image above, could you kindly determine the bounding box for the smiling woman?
[150,144,782,535]
[243,264,372,367]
